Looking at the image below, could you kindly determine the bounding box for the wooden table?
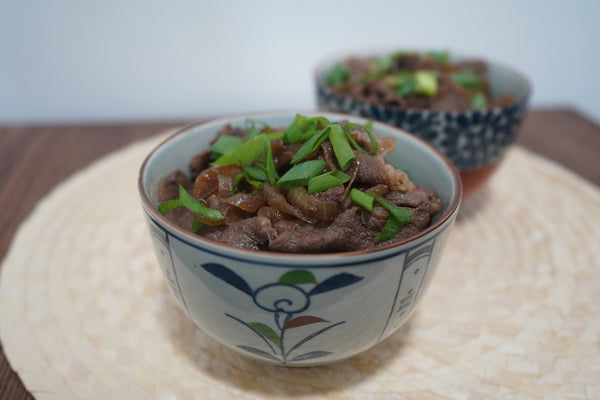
[0,108,598,399]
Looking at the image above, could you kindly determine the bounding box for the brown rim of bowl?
[314,49,532,112]
[138,111,462,260]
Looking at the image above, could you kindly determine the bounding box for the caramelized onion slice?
[221,191,266,213]
[286,186,341,222]
[262,183,316,224]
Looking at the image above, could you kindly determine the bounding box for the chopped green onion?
[245,119,264,139]
[349,190,413,240]
[306,116,330,128]
[265,137,278,184]
[372,194,413,240]
[425,51,450,65]
[178,185,225,221]
[301,129,321,141]
[308,170,350,194]
[414,70,438,97]
[212,133,268,166]
[231,172,245,194]
[396,76,417,97]
[350,188,374,211]
[291,126,331,164]
[267,132,285,140]
[242,165,268,181]
[284,114,311,144]
[451,71,482,89]
[158,198,183,215]
[377,217,402,240]
[343,123,378,155]
[244,175,263,190]
[372,194,413,224]
[277,160,327,189]
[191,217,202,233]
[328,124,355,170]
[158,185,225,222]
[284,114,329,144]
[471,92,488,110]
[210,135,244,159]
[245,118,270,130]
[326,63,350,86]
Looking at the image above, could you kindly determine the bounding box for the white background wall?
[2,0,600,124]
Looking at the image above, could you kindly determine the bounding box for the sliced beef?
[206,216,275,251]
[269,207,378,253]
[390,53,421,72]
[157,169,192,202]
[353,152,388,187]
[384,185,442,231]
[189,151,211,181]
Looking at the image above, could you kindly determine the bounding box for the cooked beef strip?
[205,216,276,251]
[353,152,388,187]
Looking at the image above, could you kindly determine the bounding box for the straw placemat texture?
[1,132,599,400]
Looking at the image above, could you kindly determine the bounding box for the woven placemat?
[1,133,599,400]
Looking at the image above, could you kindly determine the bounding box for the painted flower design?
[200,263,363,363]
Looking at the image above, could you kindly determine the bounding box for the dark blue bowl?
[315,52,531,196]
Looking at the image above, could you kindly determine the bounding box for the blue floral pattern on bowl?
[317,86,529,170]
[200,263,362,363]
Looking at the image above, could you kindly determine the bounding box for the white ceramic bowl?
[138,111,462,366]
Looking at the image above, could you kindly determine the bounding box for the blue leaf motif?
[200,263,253,296]
[237,345,281,362]
[308,273,363,295]
[289,351,332,362]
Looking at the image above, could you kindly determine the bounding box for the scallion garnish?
[396,75,417,97]
[158,185,225,222]
[191,217,202,233]
[276,160,327,189]
[291,126,331,164]
[343,123,378,155]
[212,133,268,166]
[245,119,264,140]
[307,170,350,195]
[372,194,413,225]
[349,188,374,211]
[326,63,350,86]
[350,190,412,239]
[231,172,245,194]
[210,135,244,159]
[242,165,269,181]
[471,92,488,110]
[328,124,355,170]
[265,137,278,184]
[414,70,438,97]
[382,70,416,97]
[426,50,450,65]
[284,114,310,144]
[157,199,183,215]
[283,115,329,144]
[377,217,402,240]
[451,71,482,89]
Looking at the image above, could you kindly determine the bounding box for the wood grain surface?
[0,108,598,399]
